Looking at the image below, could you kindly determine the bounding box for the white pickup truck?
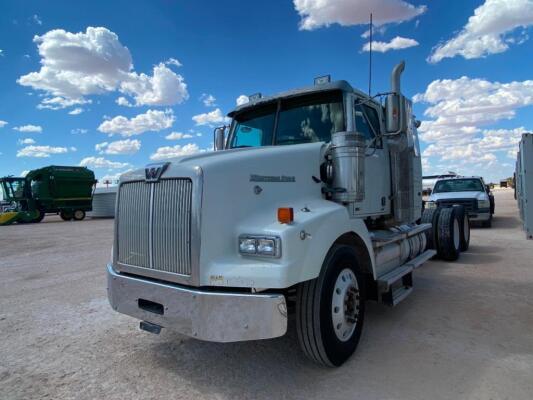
[426,176,494,227]
[107,62,468,366]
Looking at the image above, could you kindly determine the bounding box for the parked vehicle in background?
[0,165,96,225]
[426,176,494,227]
[422,172,457,196]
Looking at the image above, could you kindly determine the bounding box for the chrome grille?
[437,199,477,213]
[152,179,192,275]
[117,182,151,268]
[117,179,193,276]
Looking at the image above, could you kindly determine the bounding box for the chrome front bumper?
[107,265,287,342]
[468,210,491,221]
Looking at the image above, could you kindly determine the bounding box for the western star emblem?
[145,162,170,182]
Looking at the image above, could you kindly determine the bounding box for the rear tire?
[32,209,45,223]
[436,207,461,261]
[296,245,366,367]
[60,210,73,221]
[73,210,86,221]
[453,205,470,252]
[421,208,441,251]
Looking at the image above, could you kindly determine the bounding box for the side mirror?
[214,126,226,151]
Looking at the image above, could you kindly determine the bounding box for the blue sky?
[1,0,532,184]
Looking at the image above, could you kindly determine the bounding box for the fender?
[288,201,377,283]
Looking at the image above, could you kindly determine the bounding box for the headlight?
[238,235,281,257]
[478,199,490,208]
[426,201,437,209]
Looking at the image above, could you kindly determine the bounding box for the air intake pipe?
[385,61,406,134]
[391,61,405,94]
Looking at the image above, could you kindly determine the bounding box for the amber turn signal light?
[277,207,294,224]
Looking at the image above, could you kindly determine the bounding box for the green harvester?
[0,165,96,226]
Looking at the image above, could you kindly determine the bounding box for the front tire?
[73,210,86,221]
[296,245,366,367]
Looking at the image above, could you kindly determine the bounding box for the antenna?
[368,13,373,97]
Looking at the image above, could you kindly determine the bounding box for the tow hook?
[140,321,162,335]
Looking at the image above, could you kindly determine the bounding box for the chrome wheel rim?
[453,219,460,250]
[74,210,84,219]
[331,268,360,342]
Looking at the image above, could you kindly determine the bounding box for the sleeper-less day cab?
[107,62,467,366]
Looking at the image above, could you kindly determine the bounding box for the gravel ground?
[1,189,532,400]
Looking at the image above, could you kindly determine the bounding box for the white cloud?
[428,0,533,63]
[361,25,387,38]
[236,94,249,106]
[79,156,131,169]
[13,124,42,133]
[32,14,42,25]
[98,109,175,137]
[0,49,4,57]
[68,107,84,115]
[293,0,426,30]
[165,132,194,140]
[200,93,217,107]
[119,62,189,106]
[416,76,533,179]
[18,138,36,145]
[18,27,132,107]
[414,77,533,132]
[36,96,91,110]
[17,145,69,158]
[362,36,418,52]
[17,27,189,109]
[95,139,141,155]
[150,143,202,161]
[192,108,229,126]
[0,120,7,128]
[71,128,88,135]
[116,96,132,107]
[165,58,182,67]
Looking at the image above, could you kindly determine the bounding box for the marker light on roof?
[248,93,262,101]
[314,75,331,85]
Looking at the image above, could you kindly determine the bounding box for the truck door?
[353,101,391,217]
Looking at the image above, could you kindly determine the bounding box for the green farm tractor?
[0,165,96,226]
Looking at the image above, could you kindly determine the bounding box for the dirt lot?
[1,189,532,400]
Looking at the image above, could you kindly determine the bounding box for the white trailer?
[516,133,533,239]
[107,62,469,366]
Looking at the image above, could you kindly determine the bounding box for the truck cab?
[108,62,465,366]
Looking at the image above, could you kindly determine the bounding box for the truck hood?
[429,191,488,201]
[120,142,325,185]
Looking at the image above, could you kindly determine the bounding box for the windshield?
[433,179,484,193]
[229,91,344,148]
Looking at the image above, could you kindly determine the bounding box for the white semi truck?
[108,62,469,366]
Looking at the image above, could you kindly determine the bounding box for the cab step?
[376,249,436,307]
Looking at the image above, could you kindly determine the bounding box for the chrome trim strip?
[148,182,154,269]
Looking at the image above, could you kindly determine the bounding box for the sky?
[0,0,532,184]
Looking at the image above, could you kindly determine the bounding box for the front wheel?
[73,210,86,221]
[296,245,366,367]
